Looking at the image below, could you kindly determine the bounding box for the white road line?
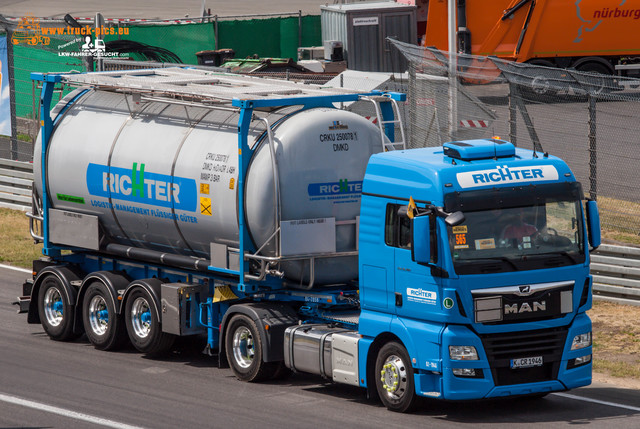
[553,392,640,412]
[0,393,145,429]
[0,264,31,274]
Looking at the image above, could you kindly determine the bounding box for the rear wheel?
[37,275,78,341]
[525,59,556,98]
[375,342,418,413]
[124,286,174,354]
[576,62,613,95]
[82,282,127,350]
[225,314,278,382]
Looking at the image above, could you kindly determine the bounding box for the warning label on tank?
[200,197,212,216]
[200,152,235,184]
[318,130,358,152]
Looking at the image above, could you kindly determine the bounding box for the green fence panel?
[13,44,84,118]
[279,17,299,59]
[219,16,321,59]
[279,16,322,59]
[300,15,322,48]
[218,18,283,58]
[103,22,215,64]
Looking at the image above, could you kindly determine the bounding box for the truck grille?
[472,281,574,324]
[480,327,568,386]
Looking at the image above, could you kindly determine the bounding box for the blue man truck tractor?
[17,68,600,412]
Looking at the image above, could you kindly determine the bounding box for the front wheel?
[375,342,418,413]
[37,275,78,341]
[225,314,277,382]
[124,286,174,354]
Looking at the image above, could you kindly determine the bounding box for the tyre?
[521,59,557,100]
[124,286,174,354]
[375,342,418,413]
[225,314,278,382]
[576,62,612,95]
[82,281,127,351]
[37,274,78,341]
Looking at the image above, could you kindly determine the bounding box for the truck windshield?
[444,184,586,274]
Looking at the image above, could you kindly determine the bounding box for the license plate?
[511,356,543,369]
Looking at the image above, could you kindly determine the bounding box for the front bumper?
[414,313,592,400]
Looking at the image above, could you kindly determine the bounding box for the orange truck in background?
[425,0,640,76]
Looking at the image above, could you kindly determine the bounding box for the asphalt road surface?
[1,264,640,428]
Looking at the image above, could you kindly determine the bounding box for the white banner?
[0,35,11,137]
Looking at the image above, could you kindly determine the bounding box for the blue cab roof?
[363,140,576,205]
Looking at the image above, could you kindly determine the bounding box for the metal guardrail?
[592,244,640,307]
[0,162,639,305]
[0,158,32,211]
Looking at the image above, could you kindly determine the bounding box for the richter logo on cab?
[457,165,559,188]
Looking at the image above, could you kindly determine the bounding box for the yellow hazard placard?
[200,183,210,194]
[200,197,212,216]
[213,285,238,303]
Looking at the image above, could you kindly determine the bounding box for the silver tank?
[34,89,386,285]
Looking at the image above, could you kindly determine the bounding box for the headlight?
[568,354,591,369]
[571,332,592,350]
[574,354,591,365]
[449,345,479,360]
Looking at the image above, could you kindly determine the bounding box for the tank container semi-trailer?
[17,69,601,412]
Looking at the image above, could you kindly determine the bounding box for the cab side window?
[385,204,411,249]
[385,202,437,263]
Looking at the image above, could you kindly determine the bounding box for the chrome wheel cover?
[88,294,109,336]
[130,297,151,339]
[43,287,64,327]
[232,326,254,369]
[380,354,409,400]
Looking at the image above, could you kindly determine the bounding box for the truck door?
[386,204,439,318]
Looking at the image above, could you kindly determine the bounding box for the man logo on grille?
[519,285,531,295]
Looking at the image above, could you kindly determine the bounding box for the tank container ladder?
[360,95,406,151]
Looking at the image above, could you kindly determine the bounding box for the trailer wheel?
[82,282,127,351]
[37,274,78,341]
[124,287,174,354]
[375,342,418,413]
[225,314,277,382]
